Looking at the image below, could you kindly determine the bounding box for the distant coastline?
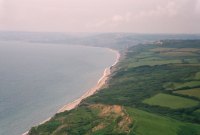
[23,48,120,135]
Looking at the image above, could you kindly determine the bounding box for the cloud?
[132,0,185,19]
[93,19,108,27]
[195,0,200,14]
[0,0,200,33]
[112,15,124,22]
[112,13,131,22]
[87,12,132,29]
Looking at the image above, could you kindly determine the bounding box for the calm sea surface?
[0,41,116,135]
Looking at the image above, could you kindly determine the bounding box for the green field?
[126,51,181,68]
[181,59,200,64]
[194,109,200,113]
[150,48,175,52]
[143,93,199,109]
[174,88,200,99]
[127,59,181,68]
[193,109,200,119]
[150,47,199,57]
[161,51,197,57]
[176,48,200,52]
[174,81,200,89]
[164,81,200,90]
[127,107,200,135]
[195,72,200,80]
[150,48,200,53]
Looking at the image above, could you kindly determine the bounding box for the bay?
[0,41,116,135]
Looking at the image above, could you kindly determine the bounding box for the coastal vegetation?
[30,104,133,135]
[29,40,200,135]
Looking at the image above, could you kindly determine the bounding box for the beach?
[58,49,120,112]
[23,48,120,135]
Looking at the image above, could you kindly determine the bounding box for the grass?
[126,48,182,68]
[183,59,199,64]
[150,47,199,57]
[193,109,200,121]
[29,107,97,135]
[127,107,200,135]
[134,52,154,59]
[194,109,200,113]
[150,48,200,53]
[150,48,175,52]
[195,72,200,80]
[173,81,200,89]
[176,48,200,52]
[165,81,200,90]
[143,93,199,109]
[127,59,181,68]
[29,104,133,135]
[174,88,200,99]
[161,52,196,57]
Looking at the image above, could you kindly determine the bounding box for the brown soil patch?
[89,104,133,133]
[92,123,106,132]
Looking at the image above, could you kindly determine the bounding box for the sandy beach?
[23,48,120,135]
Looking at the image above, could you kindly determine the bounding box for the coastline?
[58,48,120,112]
[23,48,120,135]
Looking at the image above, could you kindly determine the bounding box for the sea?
[0,41,116,135]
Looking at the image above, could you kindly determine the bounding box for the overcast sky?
[0,0,200,33]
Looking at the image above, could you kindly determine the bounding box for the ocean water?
[0,41,116,135]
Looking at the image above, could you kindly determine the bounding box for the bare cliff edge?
[22,48,120,135]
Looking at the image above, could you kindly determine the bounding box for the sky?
[0,0,200,33]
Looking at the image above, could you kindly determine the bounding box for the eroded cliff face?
[89,104,133,134]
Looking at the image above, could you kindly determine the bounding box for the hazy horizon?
[0,0,200,34]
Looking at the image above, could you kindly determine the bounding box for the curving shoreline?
[58,48,120,113]
[23,48,120,135]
